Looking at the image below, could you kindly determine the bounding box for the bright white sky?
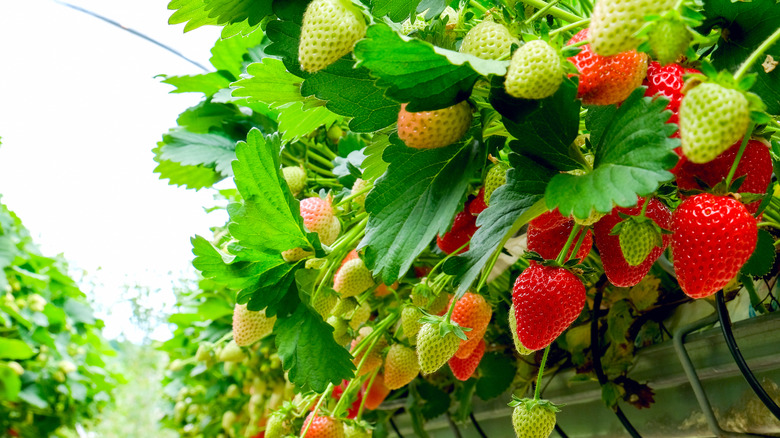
[0,0,228,342]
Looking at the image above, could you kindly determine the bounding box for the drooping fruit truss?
[156,0,780,437]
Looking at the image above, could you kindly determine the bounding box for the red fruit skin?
[334,249,360,278]
[331,380,361,419]
[672,193,758,299]
[643,62,700,125]
[512,264,586,351]
[567,28,649,105]
[363,374,391,410]
[437,208,478,254]
[675,139,771,214]
[527,210,593,262]
[449,338,486,381]
[469,188,488,215]
[303,413,343,438]
[449,292,492,358]
[593,198,672,287]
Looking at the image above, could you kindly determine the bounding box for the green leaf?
[702,0,780,114]
[64,298,96,325]
[210,28,266,79]
[444,153,553,295]
[606,300,633,343]
[168,0,218,32]
[354,24,508,111]
[159,72,231,96]
[371,0,422,22]
[176,102,240,133]
[0,338,34,360]
[546,88,679,220]
[0,235,15,270]
[361,135,483,285]
[264,0,312,78]
[476,352,517,400]
[18,384,48,409]
[416,378,450,419]
[168,0,272,33]
[361,133,391,181]
[232,58,307,108]
[0,363,21,400]
[276,103,341,143]
[153,143,223,190]
[741,229,776,277]
[494,78,583,171]
[159,130,237,177]
[274,306,355,392]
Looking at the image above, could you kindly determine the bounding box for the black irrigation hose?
[591,289,643,438]
[555,423,570,438]
[389,415,404,438]
[469,412,488,438]
[716,291,780,421]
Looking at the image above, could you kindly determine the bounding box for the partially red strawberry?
[643,62,701,126]
[672,193,758,298]
[449,338,485,381]
[384,344,420,390]
[512,263,586,350]
[449,292,492,359]
[397,101,472,149]
[233,303,276,347]
[331,380,361,419]
[283,196,341,261]
[303,413,345,438]
[675,139,771,214]
[567,28,649,106]
[363,374,391,410]
[352,327,387,376]
[593,198,672,287]
[527,210,593,262]
[333,250,375,298]
[469,188,488,216]
[437,207,479,254]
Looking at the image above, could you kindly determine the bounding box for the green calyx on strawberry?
[416,314,470,375]
[484,159,510,206]
[282,166,307,196]
[609,206,670,267]
[637,9,700,66]
[299,0,367,73]
[678,66,766,164]
[505,39,564,100]
[508,396,561,438]
[460,21,518,61]
[589,0,676,56]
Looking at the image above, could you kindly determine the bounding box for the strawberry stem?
[533,345,551,400]
[336,183,373,208]
[548,18,591,37]
[734,28,780,82]
[356,368,380,419]
[301,383,335,438]
[724,124,755,188]
[469,0,489,15]
[524,0,561,24]
[639,196,650,218]
[555,223,582,264]
[518,0,584,23]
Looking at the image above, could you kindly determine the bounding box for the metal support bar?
[715,291,780,421]
[591,289,643,438]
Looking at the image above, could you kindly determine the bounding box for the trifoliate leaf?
[168,0,273,33]
[354,24,508,111]
[476,352,517,400]
[371,0,423,22]
[361,135,483,285]
[232,58,307,108]
[153,143,223,190]
[275,305,355,392]
[276,103,341,143]
[210,28,266,79]
[741,229,776,277]
[159,72,231,96]
[443,153,554,295]
[545,88,679,220]
[159,130,237,177]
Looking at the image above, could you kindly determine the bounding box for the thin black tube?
[591,289,643,438]
[554,423,570,438]
[716,290,780,421]
[389,415,404,438]
[470,412,488,438]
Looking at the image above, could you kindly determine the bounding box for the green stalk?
[469,0,489,15]
[555,224,582,264]
[548,18,590,36]
[520,0,584,24]
[724,124,755,188]
[300,383,335,438]
[476,247,502,292]
[356,368,380,419]
[734,28,780,82]
[533,346,551,400]
[307,149,335,170]
[638,196,650,218]
[336,183,373,208]
[524,0,561,24]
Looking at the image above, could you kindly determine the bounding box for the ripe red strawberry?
[672,193,757,298]
[437,207,479,254]
[397,101,472,149]
[679,82,750,163]
[283,196,341,261]
[449,292,492,359]
[303,413,345,438]
[527,210,593,262]
[643,62,701,126]
[589,0,676,56]
[363,374,391,410]
[460,21,518,60]
[384,344,420,389]
[469,188,488,215]
[512,263,586,350]
[417,322,461,374]
[233,303,276,347]
[594,198,672,287]
[449,338,485,381]
[675,139,771,214]
[333,250,375,298]
[299,0,367,73]
[567,28,649,106]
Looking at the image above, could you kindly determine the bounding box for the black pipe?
[470,412,488,438]
[555,423,570,438]
[591,289,643,438]
[716,290,780,421]
[389,415,404,438]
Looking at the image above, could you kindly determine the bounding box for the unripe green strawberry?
[401,306,423,341]
[679,83,750,163]
[647,16,692,66]
[441,7,459,29]
[313,289,339,318]
[282,166,307,196]
[333,297,358,316]
[352,178,370,207]
[7,361,24,376]
[233,303,276,347]
[484,161,510,205]
[400,14,426,35]
[615,219,662,266]
[265,412,292,438]
[505,40,563,100]
[352,326,387,376]
[508,304,534,355]
[460,21,518,60]
[349,301,371,330]
[218,341,246,363]
[299,0,367,73]
[590,0,676,56]
[333,256,375,298]
[328,315,352,345]
[417,322,461,374]
[384,344,420,389]
[397,101,472,149]
[195,343,213,362]
[511,399,559,438]
[222,411,237,431]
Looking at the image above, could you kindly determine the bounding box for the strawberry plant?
[156,0,780,436]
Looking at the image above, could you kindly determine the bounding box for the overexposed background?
[0,0,227,342]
